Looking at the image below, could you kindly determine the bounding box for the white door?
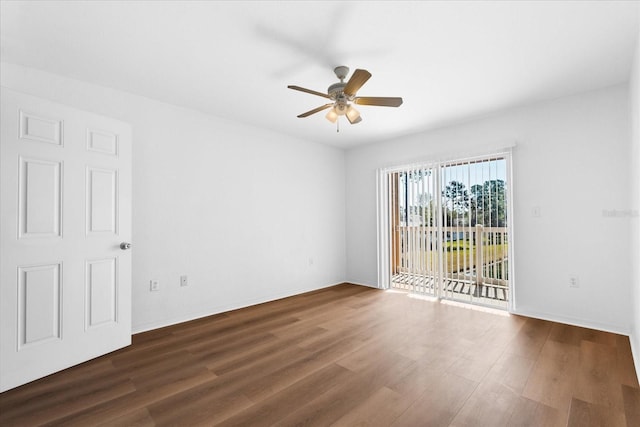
[0,88,132,392]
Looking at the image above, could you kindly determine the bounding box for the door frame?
[376,149,516,312]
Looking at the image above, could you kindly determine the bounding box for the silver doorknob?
[120,242,131,250]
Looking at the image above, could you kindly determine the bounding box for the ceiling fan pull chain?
[337,118,340,133]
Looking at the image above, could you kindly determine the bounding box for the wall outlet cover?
[569,276,579,288]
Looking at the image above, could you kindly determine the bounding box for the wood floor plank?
[506,396,563,427]
[446,354,496,383]
[538,338,581,363]
[190,332,277,367]
[390,372,478,426]
[329,386,412,427]
[0,358,120,410]
[387,359,448,398]
[185,316,298,354]
[505,317,553,358]
[450,379,520,426]
[522,345,580,414]
[0,284,638,427]
[147,385,253,426]
[573,340,625,412]
[206,340,312,376]
[205,326,326,375]
[130,362,214,392]
[567,397,626,427]
[95,407,156,427]
[548,322,586,347]
[239,336,366,403]
[484,352,536,394]
[42,369,216,426]
[0,357,132,423]
[622,384,640,427]
[274,351,415,427]
[616,335,640,388]
[413,344,461,372]
[7,378,136,426]
[216,363,355,427]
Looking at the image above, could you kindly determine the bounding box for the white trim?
[376,169,390,290]
[132,282,344,334]
[505,150,516,313]
[630,331,640,385]
[513,307,630,336]
[347,281,379,289]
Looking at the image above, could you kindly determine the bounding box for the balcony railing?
[393,225,509,289]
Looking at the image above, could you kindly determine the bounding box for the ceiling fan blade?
[354,97,403,107]
[288,85,332,99]
[343,69,372,96]
[297,103,334,118]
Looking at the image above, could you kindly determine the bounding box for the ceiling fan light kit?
[325,108,338,123]
[288,66,402,129]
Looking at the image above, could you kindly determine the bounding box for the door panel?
[18,110,63,145]
[1,88,132,392]
[87,167,118,234]
[86,129,118,155]
[85,257,118,329]
[19,157,62,238]
[18,263,62,347]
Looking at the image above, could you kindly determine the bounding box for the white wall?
[1,61,636,341]
[1,62,347,332]
[629,30,640,380]
[346,85,632,334]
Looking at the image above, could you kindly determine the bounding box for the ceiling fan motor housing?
[328,82,347,99]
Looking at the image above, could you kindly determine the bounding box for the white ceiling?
[1,1,639,148]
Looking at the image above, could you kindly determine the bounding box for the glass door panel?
[389,155,510,310]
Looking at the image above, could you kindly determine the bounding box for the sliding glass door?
[386,153,511,309]
[390,163,440,297]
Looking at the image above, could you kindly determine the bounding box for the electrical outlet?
[150,280,160,291]
[569,275,579,288]
[180,275,188,287]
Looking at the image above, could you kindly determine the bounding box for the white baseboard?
[346,284,631,334]
[344,281,380,289]
[132,281,345,334]
[630,331,640,385]
[512,308,629,336]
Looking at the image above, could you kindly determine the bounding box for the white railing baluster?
[475,224,483,285]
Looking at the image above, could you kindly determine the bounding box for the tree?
[418,195,437,226]
[400,170,434,225]
[442,181,469,214]
[469,179,506,227]
[442,181,470,227]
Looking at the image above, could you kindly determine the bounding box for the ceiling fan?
[288,66,403,126]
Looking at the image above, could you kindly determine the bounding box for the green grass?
[400,240,508,277]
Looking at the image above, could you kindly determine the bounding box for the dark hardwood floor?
[1,283,638,426]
